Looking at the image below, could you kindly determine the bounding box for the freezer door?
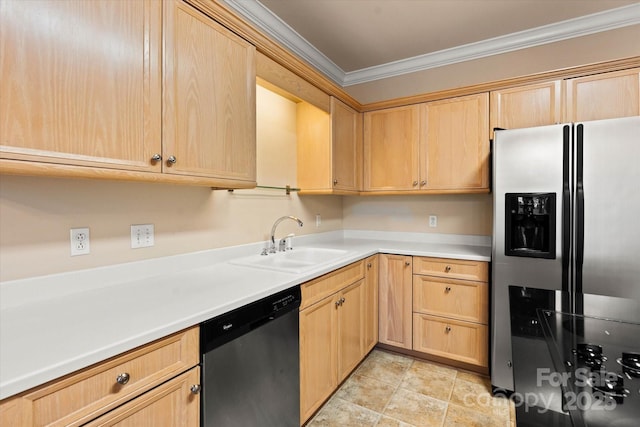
[491,123,568,392]
[576,116,640,302]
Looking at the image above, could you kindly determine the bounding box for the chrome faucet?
[269,216,303,253]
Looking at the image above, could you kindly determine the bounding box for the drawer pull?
[405,261,411,266]
[116,372,130,385]
[335,300,340,309]
[190,384,202,394]
[445,286,452,293]
[445,265,451,272]
[445,326,452,333]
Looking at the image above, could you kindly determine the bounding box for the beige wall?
[342,195,492,236]
[347,25,640,104]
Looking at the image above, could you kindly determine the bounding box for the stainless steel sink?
[229,247,349,273]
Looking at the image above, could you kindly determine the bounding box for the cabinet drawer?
[413,314,488,367]
[413,275,488,324]
[301,260,365,309]
[412,257,488,282]
[83,366,200,426]
[0,327,199,427]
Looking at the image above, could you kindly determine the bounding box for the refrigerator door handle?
[575,124,585,293]
[562,125,571,291]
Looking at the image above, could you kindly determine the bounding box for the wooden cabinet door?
[299,295,338,423]
[421,93,489,191]
[490,80,562,139]
[378,254,413,349]
[331,98,362,192]
[363,105,420,191]
[565,68,640,122]
[363,255,379,353]
[163,0,256,182]
[83,367,200,427]
[337,280,365,382]
[0,0,162,171]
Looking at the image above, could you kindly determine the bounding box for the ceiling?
[222,0,640,87]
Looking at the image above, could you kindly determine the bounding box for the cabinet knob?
[333,179,338,185]
[421,180,427,186]
[445,326,452,333]
[151,154,162,163]
[405,261,410,266]
[367,262,372,269]
[445,286,452,293]
[445,265,451,272]
[190,384,202,394]
[167,155,177,165]
[412,181,418,186]
[341,297,345,304]
[335,300,341,309]
[116,372,130,385]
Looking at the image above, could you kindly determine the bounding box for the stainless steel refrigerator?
[491,116,640,392]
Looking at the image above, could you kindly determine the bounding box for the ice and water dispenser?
[504,193,556,259]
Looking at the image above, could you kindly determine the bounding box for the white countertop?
[0,230,490,400]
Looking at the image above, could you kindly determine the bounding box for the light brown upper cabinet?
[421,93,489,192]
[565,67,640,122]
[363,105,421,191]
[363,94,489,193]
[490,80,563,140]
[297,97,362,194]
[0,0,162,172]
[0,0,256,188]
[163,0,256,183]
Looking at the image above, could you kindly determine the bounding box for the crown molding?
[221,1,640,87]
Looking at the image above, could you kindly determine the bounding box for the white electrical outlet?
[315,214,322,227]
[70,227,90,256]
[131,224,154,249]
[429,215,438,228]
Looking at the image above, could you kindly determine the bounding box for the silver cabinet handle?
[167,155,177,165]
[335,300,341,309]
[367,262,372,269]
[445,265,451,272]
[151,154,162,163]
[333,179,338,185]
[445,286,452,293]
[412,181,418,186]
[190,384,201,394]
[420,180,427,186]
[116,372,130,385]
[445,326,452,333]
[341,297,345,304]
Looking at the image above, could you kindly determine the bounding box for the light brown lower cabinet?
[378,254,489,371]
[299,260,374,425]
[413,314,488,367]
[0,326,200,426]
[363,255,379,353]
[83,366,200,427]
[378,254,413,349]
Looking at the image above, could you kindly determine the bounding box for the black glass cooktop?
[509,286,640,427]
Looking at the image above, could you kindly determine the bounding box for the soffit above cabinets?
[222,0,640,86]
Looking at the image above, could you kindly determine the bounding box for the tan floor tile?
[449,378,510,419]
[383,387,447,427]
[308,397,380,427]
[399,360,456,401]
[444,403,510,427]
[356,350,412,386]
[334,373,397,413]
[375,415,416,427]
[456,370,491,387]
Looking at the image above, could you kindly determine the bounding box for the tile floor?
[307,349,515,427]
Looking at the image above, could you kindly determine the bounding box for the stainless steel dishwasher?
[200,286,301,427]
